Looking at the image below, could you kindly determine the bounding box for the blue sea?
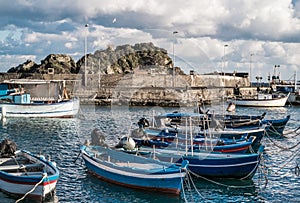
[0,104,299,203]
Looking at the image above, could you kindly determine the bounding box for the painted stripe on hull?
[0,179,57,197]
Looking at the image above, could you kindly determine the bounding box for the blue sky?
[0,0,300,82]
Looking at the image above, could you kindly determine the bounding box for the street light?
[222,44,228,84]
[172,31,178,88]
[84,23,89,86]
[249,53,254,87]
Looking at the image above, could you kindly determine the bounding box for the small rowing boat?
[80,144,188,195]
[0,139,59,201]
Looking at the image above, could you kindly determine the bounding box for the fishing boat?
[121,117,265,179]
[138,112,267,151]
[262,115,291,137]
[80,144,188,195]
[272,71,300,105]
[233,93,289,107]
[155,111,289,137]
[0,140,59,201]
[138,145,264,179]
[0,79,79,118]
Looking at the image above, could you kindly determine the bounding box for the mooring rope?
[15,173,47,203]
[257,155,268,189]
[266,147,300,176]
[264,131,300,150]
[186,171,210,202]
[283,126,300,138]
[181,174,188,203]
[187,169,256,189]
[266,123,283,137]
[181,171,211,203]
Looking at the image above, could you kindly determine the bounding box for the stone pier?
[0,72,254,106]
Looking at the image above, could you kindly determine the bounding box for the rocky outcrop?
[38,54,77,74]
[7,60,39,73]
[7,42,180,76]
[77,42,174,74]
[8,54,77,74]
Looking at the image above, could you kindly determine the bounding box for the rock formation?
[8,42,179,76]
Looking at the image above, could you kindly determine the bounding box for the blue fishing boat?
[139,145,264,179]
[262,115,290,137]
[0,140,59,201]
[80,145,188,195]
[140,121,266,152]
[131,129,255,153]
[151,111,289,138]
[192,136,255,153]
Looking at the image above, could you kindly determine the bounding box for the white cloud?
[0,0,299,80]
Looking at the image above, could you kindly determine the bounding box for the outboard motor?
[138,118,150,128]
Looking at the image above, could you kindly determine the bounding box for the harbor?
[1,1,300,202]
[0,105,299,202]
[0,54,298,202]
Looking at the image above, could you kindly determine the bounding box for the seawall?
[0,72,256,106]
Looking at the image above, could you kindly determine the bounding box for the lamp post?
[249,53,254,87]
[84,24,89,86]
[222,44,228,85]
[98,58,101,90]
[172,31,178,88]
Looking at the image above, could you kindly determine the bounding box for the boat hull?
[0,150,59,200]
[143,146,264,179]
[178,154,259,179]
[263,115,290,136]
[81,146,186,195]
[234,96,288,107]
[0,99,79,118]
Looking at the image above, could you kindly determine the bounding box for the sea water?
[0,104,299,203]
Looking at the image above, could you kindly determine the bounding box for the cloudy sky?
[0,0,300,82]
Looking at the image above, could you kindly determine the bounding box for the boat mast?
[295,71,297,91]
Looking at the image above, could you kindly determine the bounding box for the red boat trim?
[0,176,57,186]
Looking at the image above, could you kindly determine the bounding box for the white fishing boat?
[0,79,79,118]
[233,93,289,107]
[0,139,59,201]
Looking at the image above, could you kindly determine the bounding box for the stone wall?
[0,72,251,106]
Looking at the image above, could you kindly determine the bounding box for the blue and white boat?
[0,148,59,201]
[0,79,79,118]
[139,145,264,179]
[80,145,188,195]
